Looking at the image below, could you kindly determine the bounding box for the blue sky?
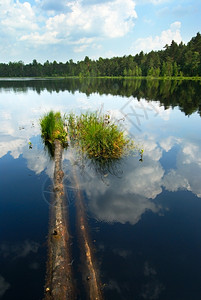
[0,0,200,63]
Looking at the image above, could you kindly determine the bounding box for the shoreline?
[0,76,201,81]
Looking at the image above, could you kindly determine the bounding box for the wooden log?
[44,140,75,300]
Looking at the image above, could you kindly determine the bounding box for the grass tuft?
[40,111,67,146]
[66,111,134,160]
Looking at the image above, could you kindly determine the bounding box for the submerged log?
[44,140,75,300]
[44,138,102,300]
[71,164,103,300]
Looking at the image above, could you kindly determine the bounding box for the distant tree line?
[0,33,200,78]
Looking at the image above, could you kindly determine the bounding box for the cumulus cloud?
[0,0,137,58]
[71,37,98,53]
[74,139,164,225]
[0,115,54,175]
[160,136,181,152]
[50,0,136,37]
[141,138,162,162]
[163,169,190,192]
[0,103,40,159]
[88,192,161,225]
[0,90,74,161]
[67,124,201,225]
[20,31,60,45]
[74,44,90,53]
[19,0,137,48]
[162,139,201,198]
[0,136,26,159]
[23,147,54,175]
[132,22,182,54]
[0,0,38,34]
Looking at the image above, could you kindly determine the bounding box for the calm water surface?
[0,78,201,300]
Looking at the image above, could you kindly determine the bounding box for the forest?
[0,32,200,78]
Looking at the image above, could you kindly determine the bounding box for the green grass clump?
[66,112,134,160]
[40,111,67,145]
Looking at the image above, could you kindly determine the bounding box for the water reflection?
[75,134,201,225]
[1,79,201,299]
[1,81,200,222]
[0,242,45,299]
[0,275,10,298]
[161,137,201,198]
[140,261,165,299]
[0,78,201,116]
[78,146,164,225]
[0,240,40,260]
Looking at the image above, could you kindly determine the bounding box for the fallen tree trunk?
[71,159,103,300]
[44,140,75,300]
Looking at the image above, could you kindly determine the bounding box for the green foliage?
[66,112,134,160]
[40,110,135,161]
[0,33,200,78]
[40,111,67,145]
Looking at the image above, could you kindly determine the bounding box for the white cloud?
[0,0,38,33]
[142,138,162,162]
[182,143,201,166]
[0,136,26,159]
[162,139,201,198]
[23,147,53,175]
[163,169,190,192]
[18,0,137,47]
[20,31,60,45]
[88,192,160,225]
[73,138,164,225]
[160,136,181,152]
[67,126,201,225]
[71,37,96,45]
[132,22,182,54]
[74,44,89,53]
[0,0,137,58]
[70,37,97,53]
[0,90,74,162]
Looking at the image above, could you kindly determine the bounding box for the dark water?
[0,78,201,299]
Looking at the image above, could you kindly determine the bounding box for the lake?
[0,78,201,300]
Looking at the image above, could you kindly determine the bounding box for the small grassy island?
[40,110,134,160]
[67,112,134,159]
